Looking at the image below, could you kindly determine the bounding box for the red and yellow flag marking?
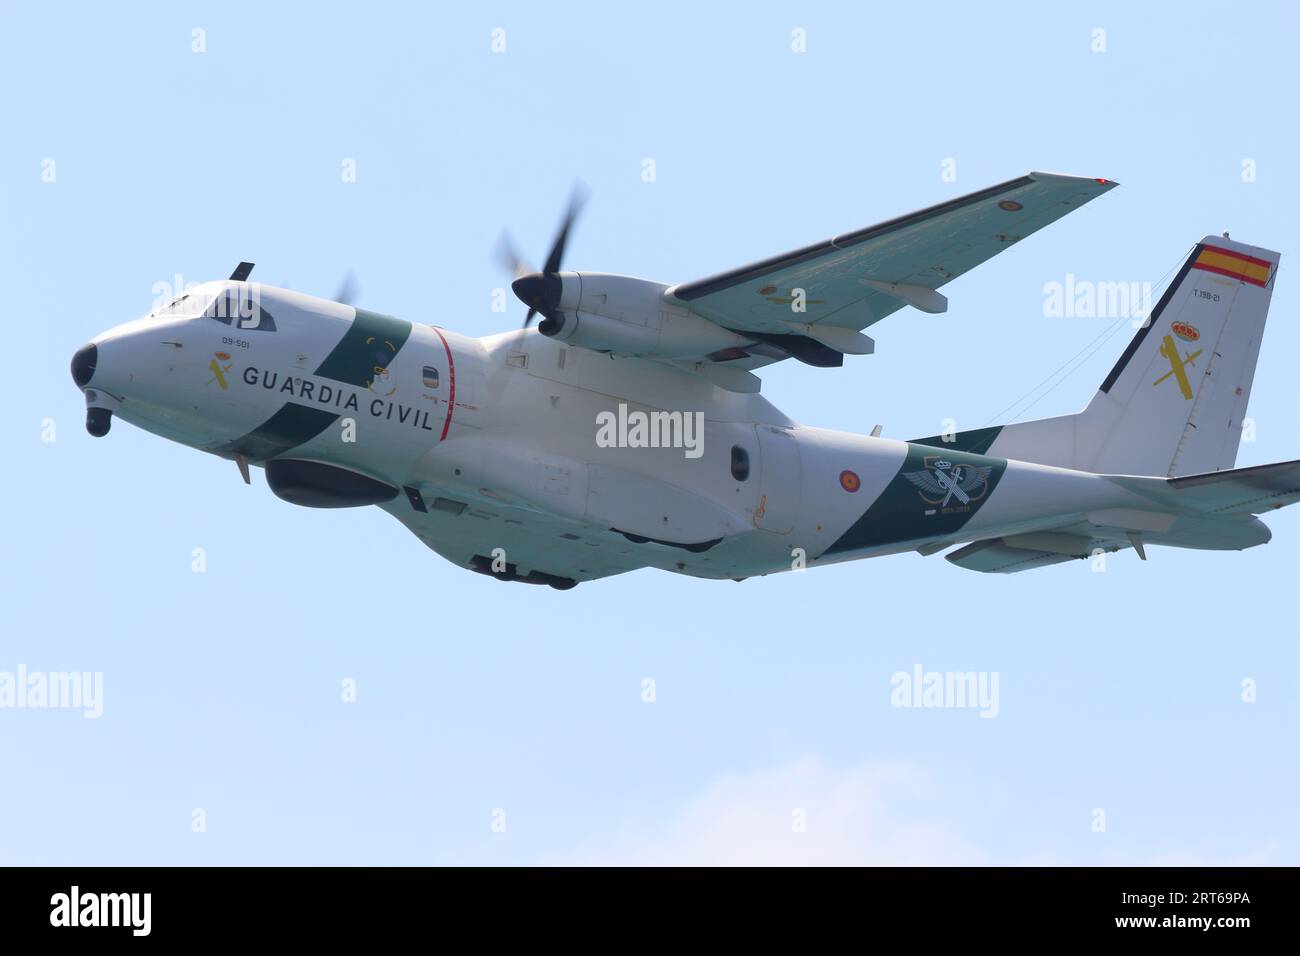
[1193,246,1271,287]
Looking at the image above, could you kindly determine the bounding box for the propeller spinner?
[501,187,587,330]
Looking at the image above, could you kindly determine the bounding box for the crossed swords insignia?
[206,354,232,390]
[1152,333,1203,401]
[902,457,993,508]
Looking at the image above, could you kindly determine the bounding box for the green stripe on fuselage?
[908,425,1004,455]
[823,443,1007,556]
[219,402,340,461]
[314,308,412,387]
[218,309,410,463]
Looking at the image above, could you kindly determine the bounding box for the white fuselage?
[76,281,1219,585]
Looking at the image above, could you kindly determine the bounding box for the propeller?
[494,234,534,280]
[500,186,587,329]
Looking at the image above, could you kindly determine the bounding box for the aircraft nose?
[72,340,118,436]
[70,342,97,387]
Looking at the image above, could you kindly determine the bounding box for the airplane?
[70,172,1298,588]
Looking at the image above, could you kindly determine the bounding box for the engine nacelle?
[539,272,750,358]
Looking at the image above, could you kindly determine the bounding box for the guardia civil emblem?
[902,456,993,511]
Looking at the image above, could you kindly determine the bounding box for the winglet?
[1027,171,1120,190]
[229,261,255,282]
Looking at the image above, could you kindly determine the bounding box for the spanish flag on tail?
[1192,244,1273,287]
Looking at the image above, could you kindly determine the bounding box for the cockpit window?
[204,290,277,331]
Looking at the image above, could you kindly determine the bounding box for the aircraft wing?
[666,172,1116,368]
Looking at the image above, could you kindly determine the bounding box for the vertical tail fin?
[1085,236,1279,475]
[916,237,1281,477]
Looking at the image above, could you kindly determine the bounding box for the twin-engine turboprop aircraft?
[72,172,1297,587]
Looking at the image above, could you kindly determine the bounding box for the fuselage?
[72,280,1235,585]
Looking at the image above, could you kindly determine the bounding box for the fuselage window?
[423,366,440,389]
[731,445,750,481]
[204,290,277,331]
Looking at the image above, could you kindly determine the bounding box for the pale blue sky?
[2,1,1297,864]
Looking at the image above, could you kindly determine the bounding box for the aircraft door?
[755,424,802,534]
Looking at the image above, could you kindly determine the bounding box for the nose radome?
[71,343,97,387]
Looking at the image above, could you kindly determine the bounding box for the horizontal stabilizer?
[948,459,1300,573]
[1112,458,1300,515]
